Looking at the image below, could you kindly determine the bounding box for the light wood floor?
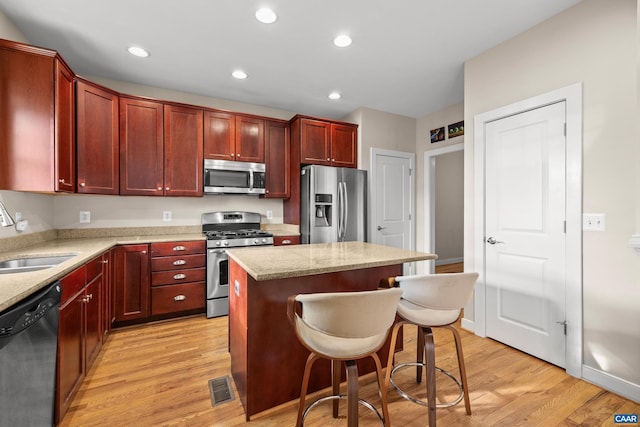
[60,262,638,426]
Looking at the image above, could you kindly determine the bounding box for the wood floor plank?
[59,312,639,427]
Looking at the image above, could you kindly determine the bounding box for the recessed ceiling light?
[328,92,341,100]
[255,7,277,24]
[333,34,352,48]
[232,70,248,79]
[127,46,149,58]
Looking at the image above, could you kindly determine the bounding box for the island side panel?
[229,259,249,416]
[243,264,402,419]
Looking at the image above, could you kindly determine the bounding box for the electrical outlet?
[583,213,606,231]
[79,211,91,223]
[266,210,273,220]
[162,211,172,222]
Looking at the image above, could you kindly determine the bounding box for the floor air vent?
[209,376,235,406]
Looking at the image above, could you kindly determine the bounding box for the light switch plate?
[583,213,606,231]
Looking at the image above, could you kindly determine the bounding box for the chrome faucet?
[0,200,16,227]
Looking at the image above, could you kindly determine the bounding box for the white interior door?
[485,101,567,367]
[371,149,414,273]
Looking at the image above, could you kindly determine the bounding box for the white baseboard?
[582,365,640,403]
[435,257,464,266]
[461,318,474,333]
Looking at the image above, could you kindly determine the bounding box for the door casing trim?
[472,82,583,377]
[424,143,464,274]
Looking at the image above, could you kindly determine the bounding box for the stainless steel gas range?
[202,211,273,317]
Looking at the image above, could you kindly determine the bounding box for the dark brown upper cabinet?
[0,39,75,192]
[76,78,119,194]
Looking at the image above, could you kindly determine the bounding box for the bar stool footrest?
[390,362,464,408]
[302,394,385,426]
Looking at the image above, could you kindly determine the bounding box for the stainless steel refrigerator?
[300,165,367,244]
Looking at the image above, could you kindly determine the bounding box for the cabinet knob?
[157,187,163,191]
[173,245,186,251]
[165,187,170,191]
[59,178,66,183]
[141,250,147,255]
[173,273,187,280]
[231,153,235,157]
[282,239,292,245]
[173,259,186,266]
[326,158,330,161]
[237,154,240,157]
[332,159,335,161]
[79,182,86,187]
[174,295,186,301]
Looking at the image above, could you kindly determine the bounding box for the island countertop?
[226,241,437,281]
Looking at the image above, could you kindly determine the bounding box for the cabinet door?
[264,120,290,198]
[164,104,203,196]
[120,97,164,195]
[330,123,357,168]
[57,265,86,424]
[300,119,331,165]
[54,59,75,192]
[113,244,150,322]
[103,250,113,340]
[76,79,119,194]
[203,110,236,160]
[84,274,103,369]
[235,115,264,162]
[0,39,68,192]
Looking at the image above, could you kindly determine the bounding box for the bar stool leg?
[296,352,321,427]
[422,326,436,427]
[345,360,359,427]
[372,352,391,427]
[332,359,341,418]
[448,325,471,415]
[416,328,424,383]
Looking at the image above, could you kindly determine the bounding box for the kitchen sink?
[0,254,76,274]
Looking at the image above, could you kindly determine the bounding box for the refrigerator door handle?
[337,181,343,240]
[342,181,349,240]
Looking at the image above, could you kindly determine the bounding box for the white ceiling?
[0,0,582,119]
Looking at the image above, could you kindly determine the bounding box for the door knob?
[377,225,386,231]
[486,237,504,245]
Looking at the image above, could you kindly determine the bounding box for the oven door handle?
[249,170,254,192]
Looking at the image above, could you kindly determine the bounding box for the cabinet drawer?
[151,267,205,286]
[60,266,86,305]
[274,235,300,246]
[150,240,205,257]
[151,254,205,272]
[85,255,103,283]
[151,282,205,315]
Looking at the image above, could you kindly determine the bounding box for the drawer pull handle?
[173,245,186,251]
[173,260,186,266]
[173,273,187,280]
[282,239,292,245]
[174,295,186,301]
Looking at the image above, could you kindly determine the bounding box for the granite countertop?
[227,241,437,281]
[0,233,205,312]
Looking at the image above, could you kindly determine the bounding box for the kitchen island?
[226,241,436,420]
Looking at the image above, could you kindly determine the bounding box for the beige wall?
[465,0,639,390]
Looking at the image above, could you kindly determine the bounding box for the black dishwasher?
[0,281,61,426]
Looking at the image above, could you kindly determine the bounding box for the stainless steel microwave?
[203,159,266,195]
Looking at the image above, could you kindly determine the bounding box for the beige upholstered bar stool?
[383,273,478,427]
[287,287,403,427]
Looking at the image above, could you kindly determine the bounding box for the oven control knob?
[215,241,221,247]
[223,241,229,246]
[253,239,259,245]
[261,238,267,244]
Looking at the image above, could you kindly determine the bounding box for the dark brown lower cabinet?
[56,254,106,424]
[113,244,150,323]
